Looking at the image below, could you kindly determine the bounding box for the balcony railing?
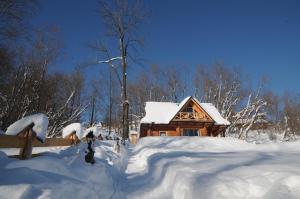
[174,112,207,120]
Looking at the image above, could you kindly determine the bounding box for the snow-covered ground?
[1,137,300,199]
[125,137,300,199]
[0,141,124,199]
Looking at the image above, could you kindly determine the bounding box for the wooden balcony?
[174,112,208,121]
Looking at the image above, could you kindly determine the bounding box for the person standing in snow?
[85,131,95,164]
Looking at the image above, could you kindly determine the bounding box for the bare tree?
[193,63,268,139]
[0,27,87,137]
[281,93,300,140]
[0,0,38,40]
[195,64,245,124]
[0,28,61,129]
[165,68,183,103]
[233,88,267,139]
[97,0,147,140]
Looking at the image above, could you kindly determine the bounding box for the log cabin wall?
[140,122,223,137]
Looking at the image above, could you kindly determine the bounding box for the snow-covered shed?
[140,96,230,137]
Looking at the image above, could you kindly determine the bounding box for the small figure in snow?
[85,131,95,164]
[98,134,103,140]
[114,138,120,153]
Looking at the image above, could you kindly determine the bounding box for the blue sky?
[34,0,300,94]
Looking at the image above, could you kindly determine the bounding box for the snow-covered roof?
[140,102,179,124]
[140,96,230,126]
[5,113,49,141]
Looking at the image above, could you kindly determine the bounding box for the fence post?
[66,131,80,145]
[18,123,36,160]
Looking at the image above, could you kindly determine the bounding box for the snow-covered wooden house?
[140,96,230,137]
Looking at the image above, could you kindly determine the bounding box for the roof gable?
[171,97,214,122]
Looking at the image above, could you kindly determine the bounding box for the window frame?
[185,107,194,113]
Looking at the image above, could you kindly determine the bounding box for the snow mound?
[62,123,84,139]
[5,113,49,141]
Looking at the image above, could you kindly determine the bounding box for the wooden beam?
[0,135,27,148]
[0,135,77,148]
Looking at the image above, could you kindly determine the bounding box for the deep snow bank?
[124,137,300,199]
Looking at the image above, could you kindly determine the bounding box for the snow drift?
[125,137,300,199]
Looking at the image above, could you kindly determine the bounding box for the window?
[160,131,167,136]
[183,129,199,136]
[186,107,194,112]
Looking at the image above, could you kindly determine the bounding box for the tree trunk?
[89,96,95,127]
[109,64,112,135]
[120,37,129,140]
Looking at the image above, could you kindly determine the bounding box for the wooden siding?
[140,123,223,137]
